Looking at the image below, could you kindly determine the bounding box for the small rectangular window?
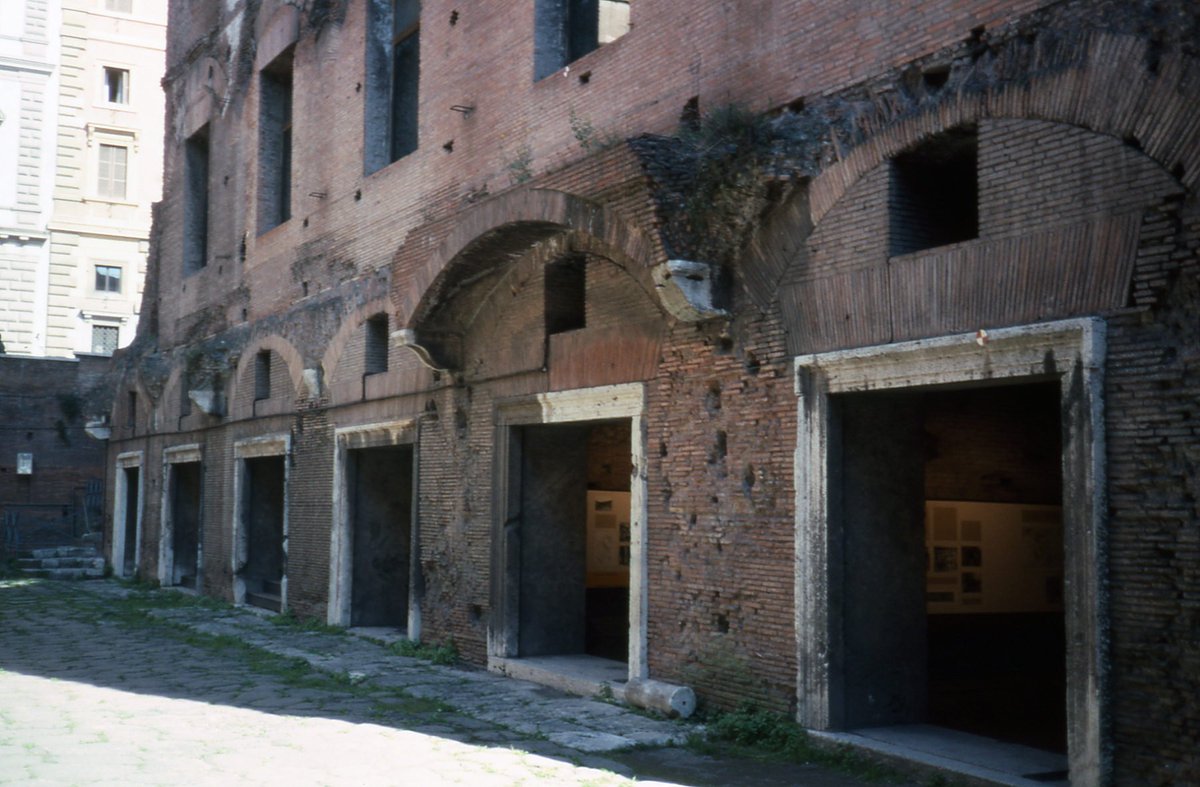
[365,315,389,374]
[255,351,271,401]
[889,125,979,256]
[185,125,210,273]
[534,0,630,81]
[258,49,294,233]
[103,67,129,104]
[97,143,128,200]
[92,325,119,355]
[95,264,122,293]
[105,0,132,13]
[127,390,138,434]
[545,255,587,335]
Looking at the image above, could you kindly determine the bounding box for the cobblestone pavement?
[0,578,895,786]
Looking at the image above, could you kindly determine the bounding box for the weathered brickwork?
[0,356,110,549]
[105,0,1199,781]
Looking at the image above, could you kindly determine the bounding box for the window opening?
[545,255,586,335]
[97,143,128,200]
[365,314,389,374]
[95,264,122,293]
[889,125,978,256]
[365,0,420,173]
[185,124,210,273]
[103,67,129,104]
[127,390,138,434]
[254,351,271,401]
[92,324,119,355]
[534,0,630,81]
[258,49,294,233]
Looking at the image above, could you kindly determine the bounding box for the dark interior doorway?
[122,466,139,576]
[243,455,285,611]
[835,382,1065,753]
[349,445,413,628]
[170,462,202,588]
[517,420,631,661]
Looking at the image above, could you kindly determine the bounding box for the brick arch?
[231,334,305,403]
[807,32,1198,227]
[745,31,1200,313]
[397,188,661,330]
[320,298,392,385]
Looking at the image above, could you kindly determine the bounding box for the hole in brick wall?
[469,603,482,622]
[449,9,458,26]
[678,618,685,629]
[710,495,719,505]
[688,512,697,525]
[240,233,247,263]
[355,81,362,92]
[715,613,729,633]
[1123,135,1143,152]
[715,541,723,553]
[681,96,700,131]
[714,430,727,459]
[923,65,951,91]
[716,335,734,354]
[365,314,389,374]
[578,70,591,84]
[545,254,587,334]
[659,441,668,457]
[745,350,761,375]
[354,189,362,201]
[454,406,468,436]
[424,399,438,416]
[302,218,309,228]
[890,124,979,256]
[443,140,454,152]
[704,382,722,414]
[208,64,214,79]
[787,97,805,114]
[743,463,756,489]
[241,308,248,321]
[302,281,309,296]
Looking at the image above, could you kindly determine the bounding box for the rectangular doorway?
[832,382,1066,751]
[168,462,202,588]
[121,465,140,576]
[241,455,285,611]
[348,445,412,628]
[111,451,143,579]
[515,420,632,661]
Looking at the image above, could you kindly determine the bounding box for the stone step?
[245,590,282,613]
[27,546,100,560]
[22,567,106,580]
[17,557,106,570]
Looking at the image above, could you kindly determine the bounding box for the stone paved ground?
[0,578,902,786]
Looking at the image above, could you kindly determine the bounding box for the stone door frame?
[489,382,650,682]
[157,443,203,587]
[793,318,1109,785]
[327,419,420,634]
[232,433,291,610]
[111,450,144,579]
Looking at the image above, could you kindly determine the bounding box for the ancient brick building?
[107,0,1199,782]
